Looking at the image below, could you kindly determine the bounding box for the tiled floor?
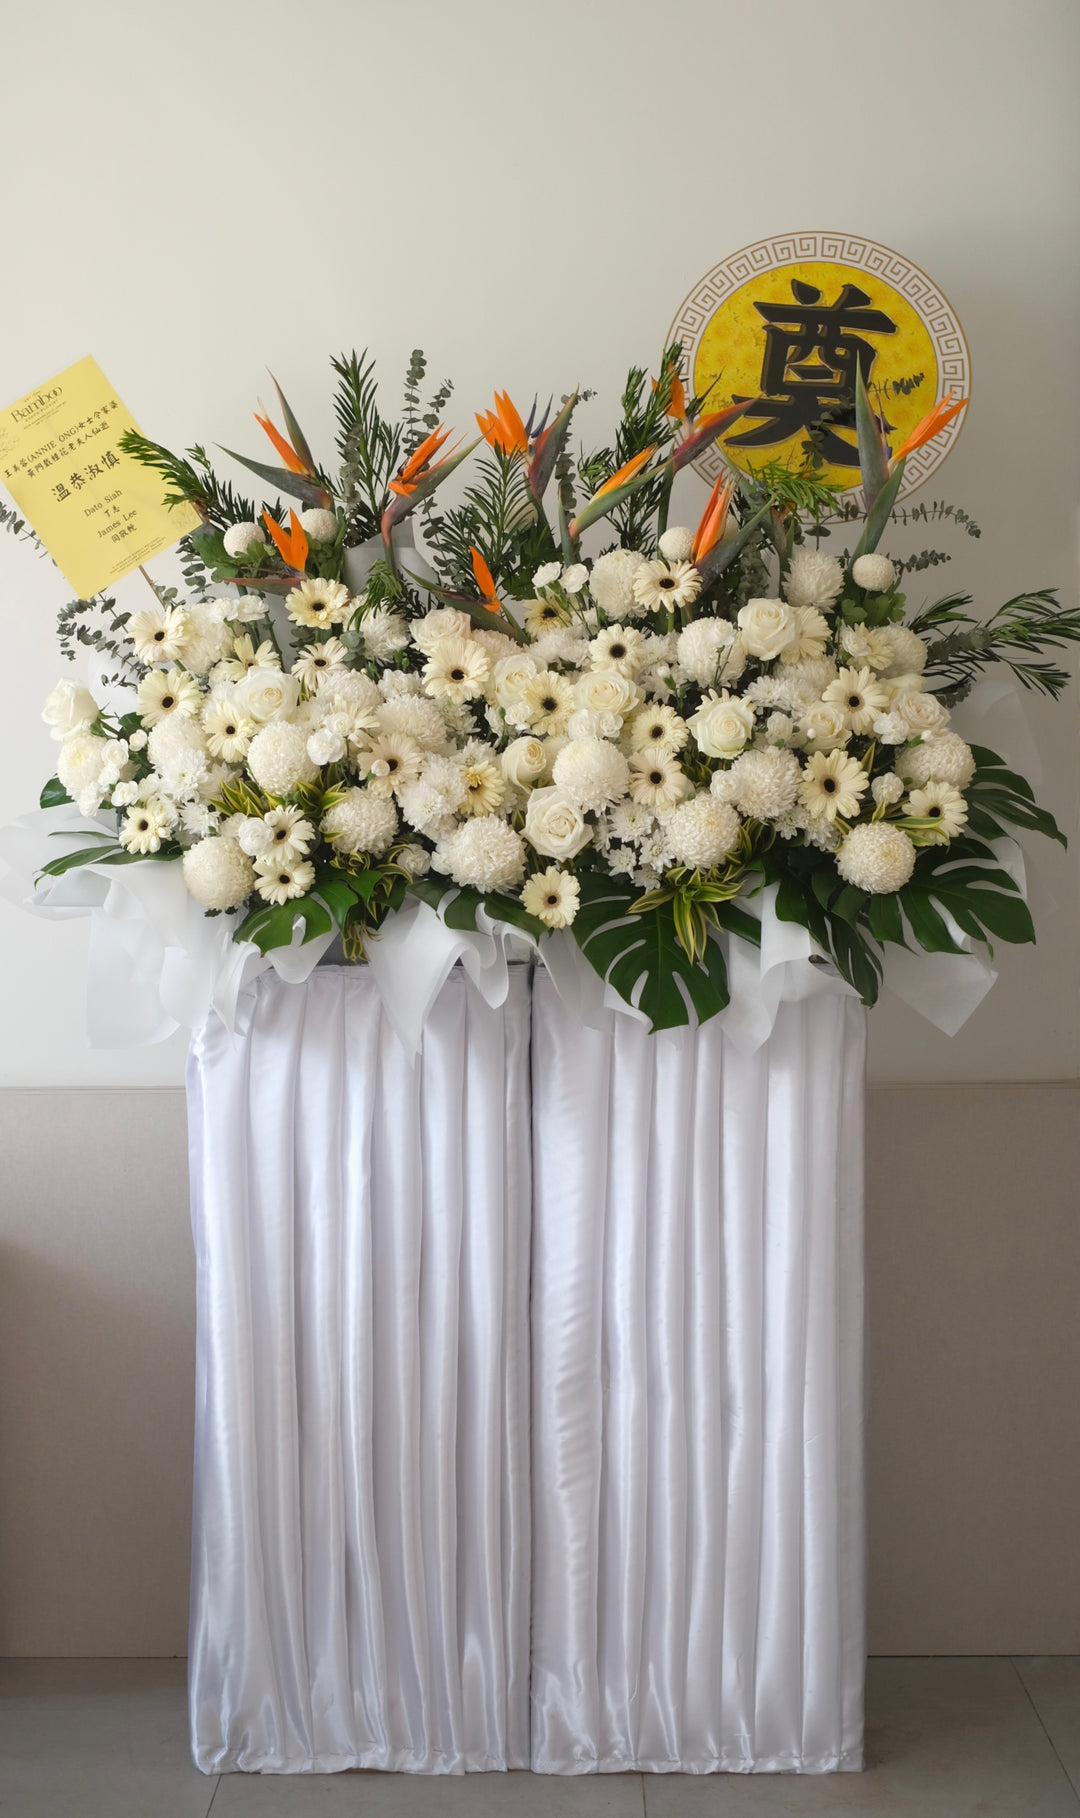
[0,1657,1077,1816]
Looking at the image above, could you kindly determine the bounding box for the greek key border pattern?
[667,232,971,501]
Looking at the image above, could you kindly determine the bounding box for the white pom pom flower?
[321,787,398,856]
[898,732,976,790]
[658,525,694,562]
[222,521,266,559]
[182,837,256,910]
[728,747,801,820]
[836,822,916,893]
[552,737,630,812]
[247,722,319,794]
[851,554,897,593]
[666,796,741,869]
[436,816,526,892]
[298,508,339,543]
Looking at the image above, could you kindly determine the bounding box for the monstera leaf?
[572,872,741,1030]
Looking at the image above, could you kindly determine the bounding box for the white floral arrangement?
[19,350,1075,1029]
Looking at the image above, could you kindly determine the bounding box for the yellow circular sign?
[668,233,970,503]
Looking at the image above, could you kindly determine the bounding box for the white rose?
[412,608,474,654]
[800,701,850,751]
[574,669,640,718]
[42,680,99,740]
[895,689,948,736]
[493,652,538,706]
[233,668,300,724]
[501,736,548,788]
[524,786,593,860]
[689,690,755,760]
[737,598,796,661]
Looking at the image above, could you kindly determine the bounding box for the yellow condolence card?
[0,356,201,599]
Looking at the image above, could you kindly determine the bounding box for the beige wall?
[0,0,1078,1087]
[1,1083,1077,1658]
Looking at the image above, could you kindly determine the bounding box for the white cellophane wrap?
[0,802,1025,1057]
[529,975,866,1773]
[187,964,533,1773]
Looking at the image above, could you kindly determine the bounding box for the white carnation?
[898,732,976,789]
[396,842,431,878]
[784,549,845,611]
[533,561,563,588]
[851,553,896,593]
[836,822,917,893]
[666,796,741,870]
[182,837,256,910]
[307,726,347,765]
[728,747,801,820]
[436,816,526,892]
[871,772,905,806]
[322,787,398,856]
[222,521,266,558]
[524,787,592,860]
[587,547,648,618]
[658,525,694,562]
[552,738,630,812]
[247,722,319,794]
[561,563,588,594]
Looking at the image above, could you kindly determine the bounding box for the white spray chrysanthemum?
[784,548,845,611]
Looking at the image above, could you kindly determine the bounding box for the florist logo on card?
[10,387,61,422]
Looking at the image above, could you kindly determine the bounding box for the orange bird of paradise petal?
[691,474,735,564]
[476,392,529,456]
[390,423,454,495]
[892,392,969,466]
[651,371,687,423]
[469,545,502,611]
[591,445,657,503]
[255,412,311,476]
[262,508,310,573]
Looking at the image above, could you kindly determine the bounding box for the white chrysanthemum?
[423,635,490,703]
[128,603,189,664]
[804,818,842,853]
[398,754,469,834]
[851,553,896,593]
[676,617,743,688]
[379,670,423,698]
[222,521,266,558]
[57,734,110,810]
[360,731,424,795]
[411,607,474,654]
[799,749,869,821]
[179,800,218,839]
[285,577,351,629]
[628,750,690,810]
[436,816,526,892]
[837,822,916,893]
[533,561,563,589]
[871,772,905,806]
[632,558,702,614]
[215,634,280,682]
[247,722,318,794]
[42,680,98,739]
[292,639,349,691]
[178,601,234,676]
[460,750,506,816]
[471,628,521,664]
[376,693,448,752]
[589,623,646,675]
[629,703,689,755]
[784,548,845,611]
[781,657,839,706]
[588,547,647,618]
[521,670,576,735]
[658,525,694,562]
[524,787,592,860]
[136,668,201,727]
[118,797,175,855]
[823,665,890,735]
[689,690,755,761]
[521,866,580,928]
[905,780,968,839]
[254,855,316,904]
[357,605,410,662]
[899,732,976,790]
[299,508,339,543]
[839,623,894,672]
[396,842,431,878]
[552,738,630,812]
[321,787,398,856]
[737,598,797,661]
[234,667,301,727]
[147,711,206,770]
[666,796,741,869]
[878,625,928,677]
[529,626,588,668]
[729,747,801,820]
[779,605,831,666]
[182,837,255,909]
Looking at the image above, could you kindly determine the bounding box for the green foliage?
[0,497,45,553]
[331,349,403,543]
[407,875,547,940]
[118,431,264,529]
[915,590,1080,702]
[38,838,182,878]
[401,348,454,459]
[744,458,847,526]
[964,745,1066,845]
[39,776,72,808]
[423,449,537,589]
[571,870,738,1030]
[55,591,137,683]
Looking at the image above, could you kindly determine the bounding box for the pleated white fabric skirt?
[529,973,866,1773]
[186,962,865,1775]
[186,966,533,1773]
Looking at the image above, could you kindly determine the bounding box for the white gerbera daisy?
[422,636,490,703]
[128,604,189,665]
[136,668,202,727]
[202,698,255,763]
[524,595,569,638]
[460,753,506,816]
[521,866,580,928]
[589,623,645,675]
[260,805,315,862]
[254,855,317,903]
[628,703,689,755]
[798,749,870,822]
[905,780,968,839]
[118,797,175,854]
[632,558,702,614]
[291,639,349,690]
[628,749,691,810]
[822,665,890,735]
[360,732,424,796]
[215,635,281,683]
[522,670,576,736]
[285,577,351,629]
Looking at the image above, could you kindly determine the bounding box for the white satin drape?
[529,975,866,1774]
[187,965,533,1773]
[186,964,865,1776]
